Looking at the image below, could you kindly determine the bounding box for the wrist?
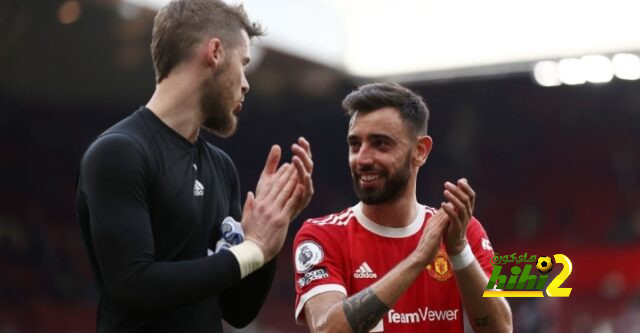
[448,243,474,271]
[408,250,431,270]
[445,238,468,256]
[228,240,265,278]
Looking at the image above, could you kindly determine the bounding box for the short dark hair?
[342,83,430,136]
[151,0,265,82]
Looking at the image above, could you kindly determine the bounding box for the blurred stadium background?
[1,0,640,332]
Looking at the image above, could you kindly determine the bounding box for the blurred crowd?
[2,72,639,332]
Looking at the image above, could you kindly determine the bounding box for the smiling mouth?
[359,174,382,183]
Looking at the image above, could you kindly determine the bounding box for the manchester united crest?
[426,248,454,282]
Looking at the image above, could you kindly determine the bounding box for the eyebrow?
[369,133,395,143]
[347,133,395,142]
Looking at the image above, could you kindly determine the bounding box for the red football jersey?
[293,203,495,332]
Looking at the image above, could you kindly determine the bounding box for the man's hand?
[289,137,314,220]
[242,145,302,261]
[254,145,285,197]
[442,178,476,255]
[412,208,449,266]
[253,137,314,221]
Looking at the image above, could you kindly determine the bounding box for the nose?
[355,144,374,167]
[241,75,250,94]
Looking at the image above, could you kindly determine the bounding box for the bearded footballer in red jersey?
[292,83,512,332]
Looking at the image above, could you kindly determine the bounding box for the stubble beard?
[352,152,412,205]
[200,64,237,138]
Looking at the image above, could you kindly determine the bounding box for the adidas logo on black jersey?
[193,179,204,196]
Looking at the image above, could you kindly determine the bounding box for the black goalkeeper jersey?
[75,107,275,332]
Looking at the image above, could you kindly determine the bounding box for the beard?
[200,64,238,138]
[351,151,412,204]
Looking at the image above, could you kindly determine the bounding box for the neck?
[360,178,418,228]
[146,69,204,143]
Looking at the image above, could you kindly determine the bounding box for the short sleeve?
[292,222,347,324]
[466,217,495,278]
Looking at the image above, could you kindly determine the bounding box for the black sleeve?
[79,133,242,310]
[219,153,278,328]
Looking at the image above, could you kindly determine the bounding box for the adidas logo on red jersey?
[354,262,377,279]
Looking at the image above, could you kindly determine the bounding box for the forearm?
[317,254,425,333]
[103,250,242,310]
[454,260,512,332]
[221,258,277,327]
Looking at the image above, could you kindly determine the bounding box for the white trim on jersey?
[352,202,427,238]
[295,283,347,324]
[310,210,354,226]
[424,206,437,215]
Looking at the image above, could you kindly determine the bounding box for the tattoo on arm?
[475,315,490,327]
[342,287,389,333]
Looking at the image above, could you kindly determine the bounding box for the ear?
[414,135,433,167]
[204,38,225,70]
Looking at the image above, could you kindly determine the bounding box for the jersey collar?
[140,106,198,150]
[351,202,426,238]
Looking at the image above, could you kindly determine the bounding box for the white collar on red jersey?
[351,202,427,238]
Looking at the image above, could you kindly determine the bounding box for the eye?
[348,141,361,152]
[373,139,390,149]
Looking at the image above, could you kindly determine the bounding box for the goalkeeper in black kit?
[75,0,314,332]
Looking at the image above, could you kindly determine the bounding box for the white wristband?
[228,240,265,279]
[449,243,474,270]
